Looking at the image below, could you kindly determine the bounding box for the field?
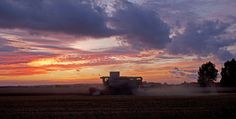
[0,94,235,119]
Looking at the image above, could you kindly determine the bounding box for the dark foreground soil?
[0,94,235,119]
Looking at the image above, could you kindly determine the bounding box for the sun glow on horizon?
[28,58,59,66]
[28,58,90,67]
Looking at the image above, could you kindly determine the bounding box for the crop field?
[0,94,235,119]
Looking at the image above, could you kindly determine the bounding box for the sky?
[0,0,236,86]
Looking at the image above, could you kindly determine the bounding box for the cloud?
[144,0,236,21]
[0,52,55,65]
[167,20,236,60]
[110,1,171,49]
[0,0,114,37]
[0,0,171,50]
[170,67,197,79]
[0,38,18,52]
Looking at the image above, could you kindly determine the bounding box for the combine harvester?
[90,71,143,95]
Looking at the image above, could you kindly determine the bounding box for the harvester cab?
[100,71,143,95]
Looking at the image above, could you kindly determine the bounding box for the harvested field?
[0,94,235,119]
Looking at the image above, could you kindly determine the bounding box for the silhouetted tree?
[220,59,236,87]
[198,61,218,87]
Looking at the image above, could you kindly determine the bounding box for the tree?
[220,59,236,87]
[198,61,218,87]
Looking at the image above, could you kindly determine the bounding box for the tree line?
[198,58,236,87]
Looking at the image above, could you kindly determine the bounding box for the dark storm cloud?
[0,0,235,61]
[0,0,113,37]
[111,1,171,49]
[0,0,171,50]
[168,21,236,60]
[142,0,236,60]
